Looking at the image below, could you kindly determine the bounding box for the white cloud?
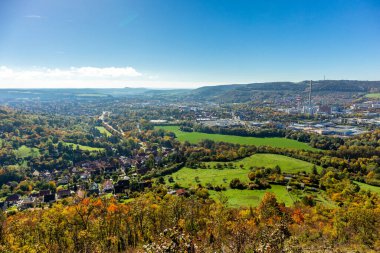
[74,67,141,78]
[0,66,143,88]
[0,66,141,79]
[24,15,42,19]
[0,66,230,89]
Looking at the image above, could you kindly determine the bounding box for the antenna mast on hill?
[308,80,312,107]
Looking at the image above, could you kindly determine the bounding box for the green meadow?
[15,145,40,159]
[365,93,380,99]
[166,154,320,188]
[220,153,323,173]
[164,154,322,206]
[166,167,297,207]
[209,186,295,207]
[62,142,105,152]
[96,126,112,137]
[156,125,318,151]
[355,181,380,195]
[167,166,249,188]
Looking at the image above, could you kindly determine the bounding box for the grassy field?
[355,181,380,194]
[165,154,321,207]
[167,167,250,188]
[166,167,296,207]
[167,154,319,187]
[156,125,317,151]
[219,153,323,173]
[15,145,40,158]
[365,93,380,99]
[63,142,105,152]
[96,126,112,137]
[209,186,295,207]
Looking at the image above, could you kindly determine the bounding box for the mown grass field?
[166,154,320,188]
[365,93,380,99]
[63,142,105,152]
[15,145,40,158]
[167,167,249,188]
[165,167,296,207]
[95,126,112,137]
[355,181,380,194]
[215,153,323,173]
[209,186,295,207]
[165,153,322,206]
[156,125,318,151]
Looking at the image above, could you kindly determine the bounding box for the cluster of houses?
[0,149,174,211]
[0,189,72,211]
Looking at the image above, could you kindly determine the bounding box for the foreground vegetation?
[156,125,318,151]
[1,189,379,253]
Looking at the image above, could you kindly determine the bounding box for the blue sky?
[0,0,379,88]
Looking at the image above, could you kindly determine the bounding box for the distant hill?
[299,80,380,92]
[1,80,379,102]
[185,80,380,102]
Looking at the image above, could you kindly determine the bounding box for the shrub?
[229,178,247,189]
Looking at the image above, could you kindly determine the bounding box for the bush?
[205,183,214,190]
[229,178,247,189]
[248,172,256,181]
[179,126,193,132]
[301,195,316,206]
[195,188,209,199]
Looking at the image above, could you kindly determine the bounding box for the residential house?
[88,182,100,195]
[57,177,69,186]
[32,170,40,177]
[39,190,52,197]
[5,194,20,206]
[114,176,130,194]
[57,189,71,199]
[18,197,36,210]
[43,194,56,203]
[76,189,86,199]
[102,180,114,193]
[176,189,188,196]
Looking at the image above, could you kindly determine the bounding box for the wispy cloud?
[0,66,216,89]
[24,15,42,19]
[0,66,143,88]
[0,66,141,79]
[74,67,142,78]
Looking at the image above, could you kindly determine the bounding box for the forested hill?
[0,80,379,103]
[186,80,380,101]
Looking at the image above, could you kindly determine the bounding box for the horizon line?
[0,79,379,90]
